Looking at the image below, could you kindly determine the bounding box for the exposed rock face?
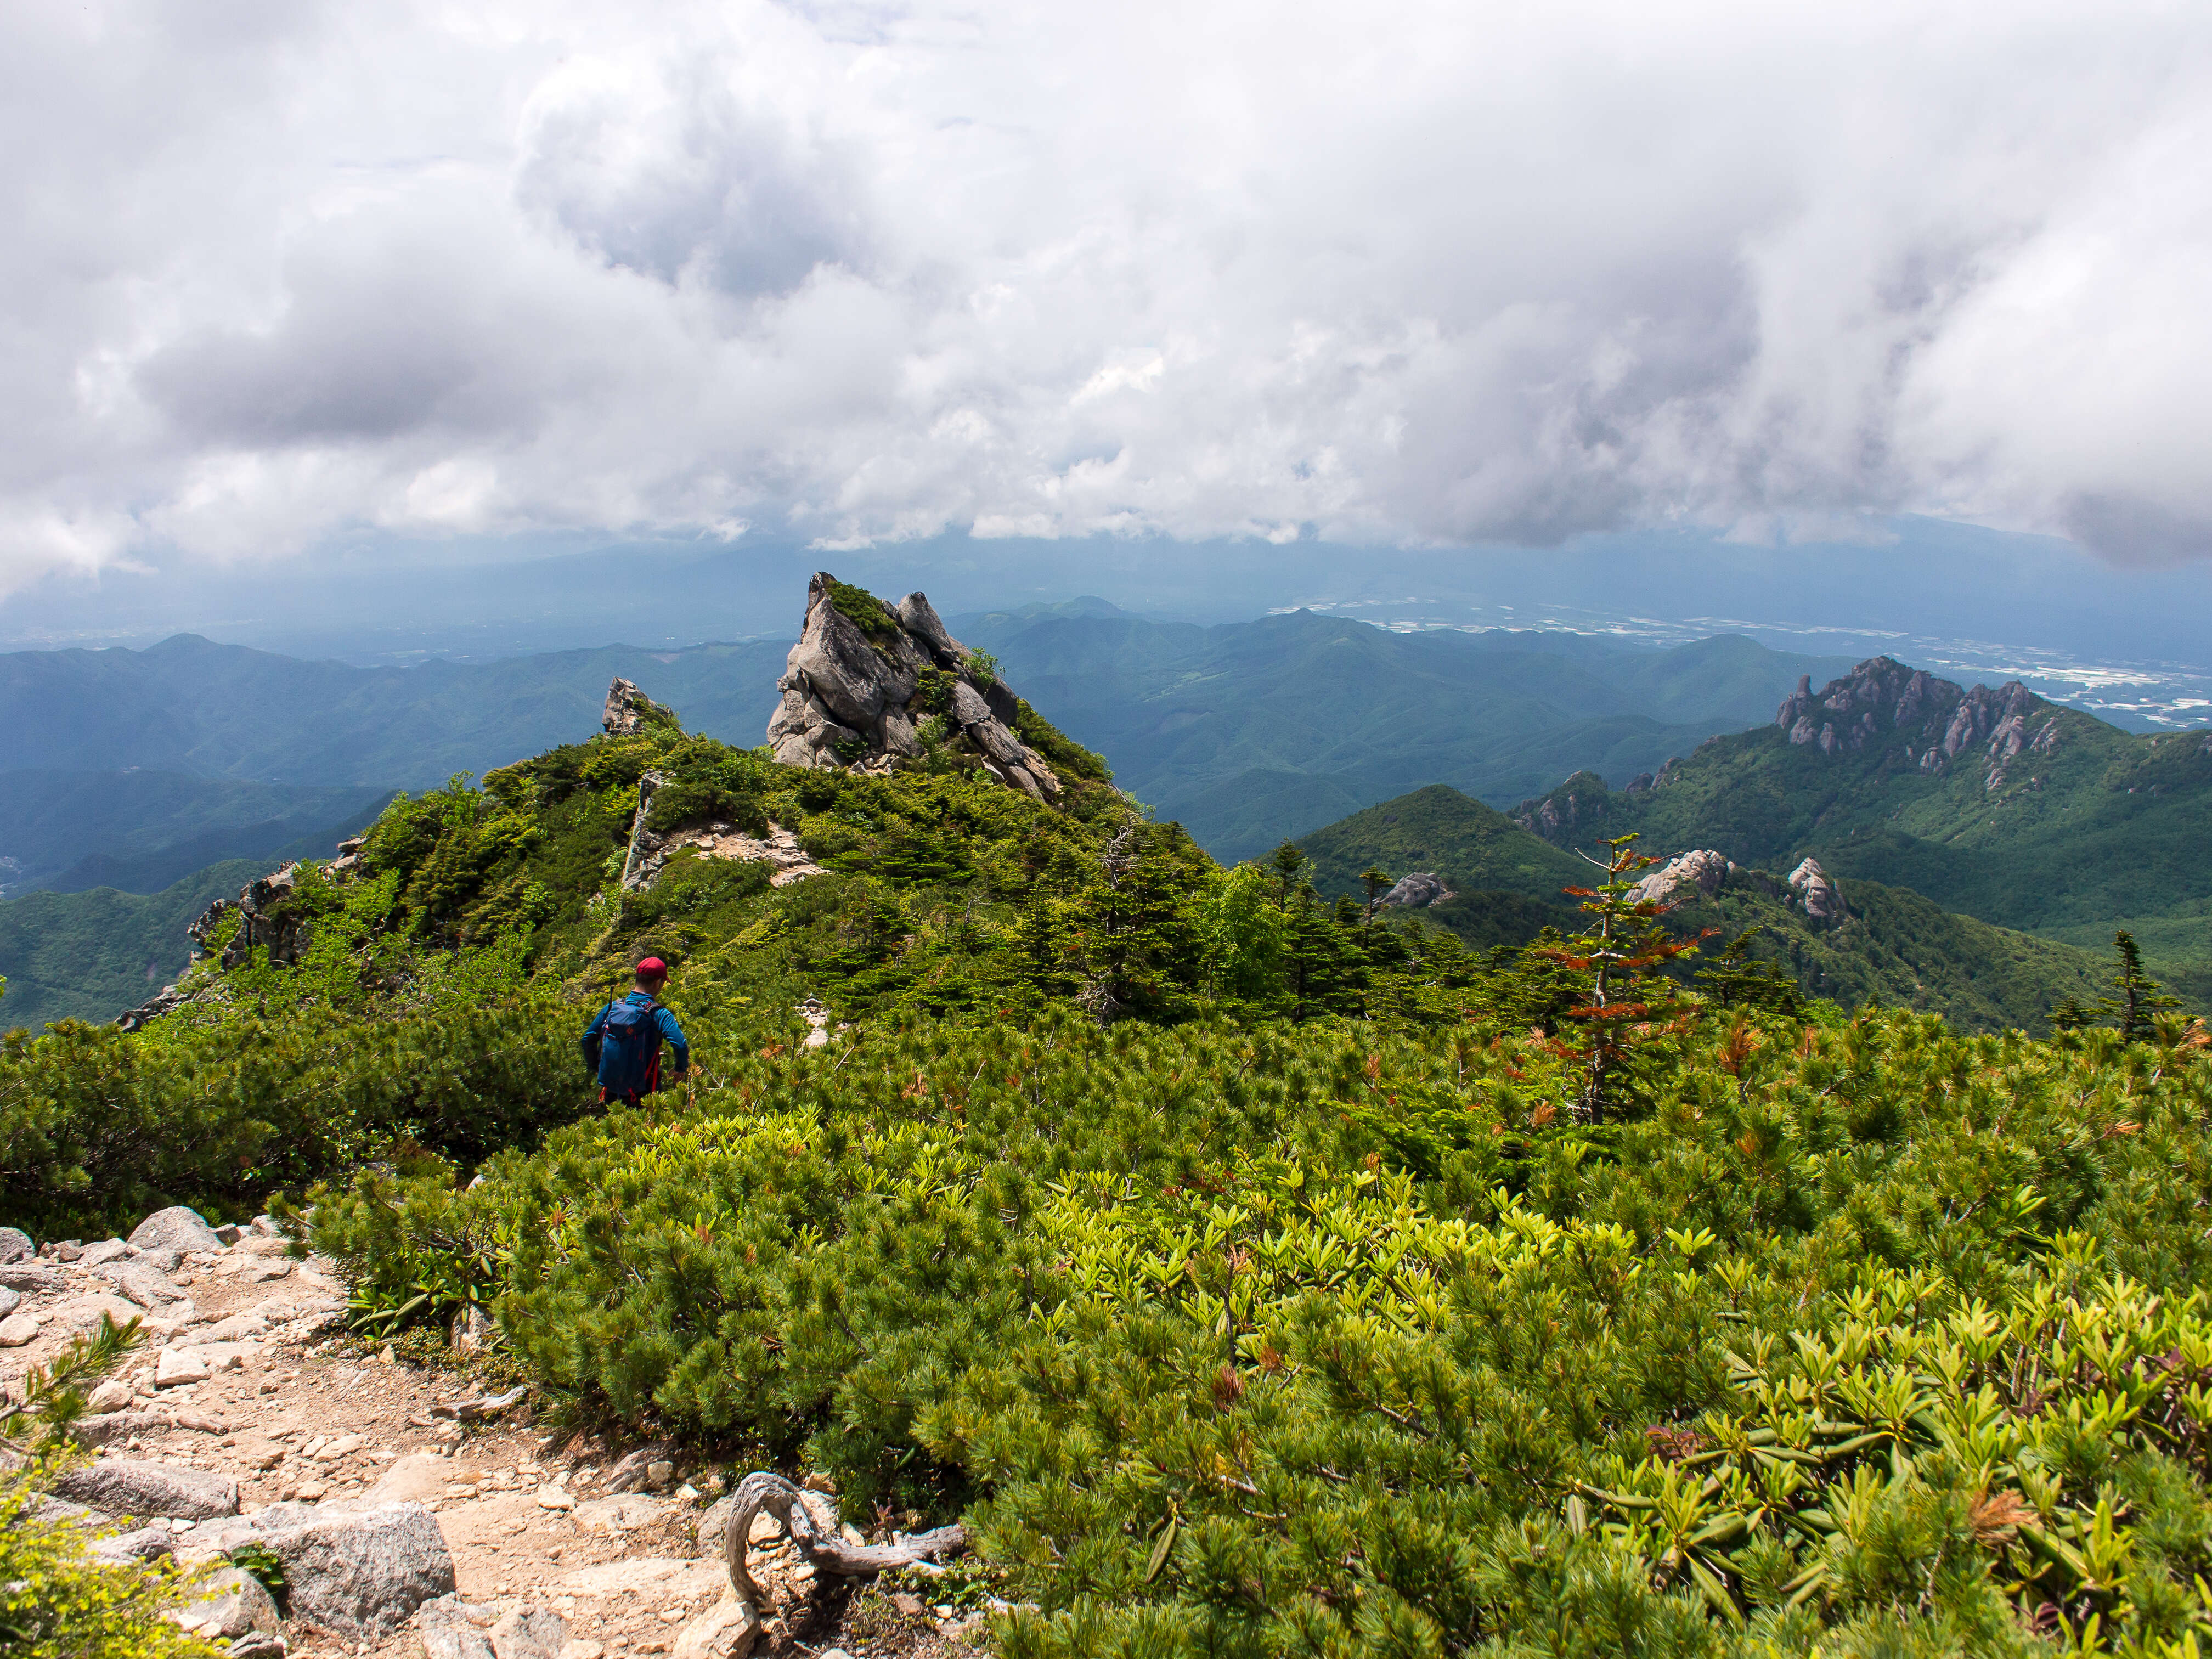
[255,1499,458,1641]
[765,573,1063,800]
[188,862,315,972]
[1774,658,2059,784]
[52,1458,241,1519]
[603,678,677,736]
[619,786,826,894]
[1378,873,1454,909]
[1511,770,1611,838]
[1629,849,1737,906]
[1789,857,1845,924]
[0,1227,30,1263]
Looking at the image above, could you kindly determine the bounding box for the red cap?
[636,957,668,980]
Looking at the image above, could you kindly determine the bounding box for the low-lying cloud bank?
[3,0,2208,593]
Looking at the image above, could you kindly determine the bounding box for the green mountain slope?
[961,605,1853,861]
[0,859,266,1032]
[1511,656,2212,998]
[0,770,390,895]
[1290,782,2112,1031]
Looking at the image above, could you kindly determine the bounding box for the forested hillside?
[8,580,2212,1657]
[1514,657,2212,1003]
[964,603,1853,860]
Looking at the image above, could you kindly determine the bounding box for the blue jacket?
[582,991,690,1096]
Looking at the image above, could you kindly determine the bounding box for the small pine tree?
[1359,865,1393,927]
[1699,928,1802,1018]
[2098,930,2181,1041]
[1532,833,1712,1122]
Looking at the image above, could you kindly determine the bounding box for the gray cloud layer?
[3,0,2208,592]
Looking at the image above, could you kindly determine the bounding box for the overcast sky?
[3,0,2208,599]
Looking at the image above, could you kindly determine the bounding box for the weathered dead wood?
[720,1470,966,1636]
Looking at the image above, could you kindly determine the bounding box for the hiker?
[582,956,690,1105]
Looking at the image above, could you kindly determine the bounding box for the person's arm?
[657,1006,691,1075]
[580,1005,608,1068]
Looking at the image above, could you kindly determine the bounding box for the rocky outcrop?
[1788,857,1845,924]
[1774,658,2060,783]
[603,678,677,736]
[619,780,825,894]
[1378,873,1454,909]
[765,573,1064,801]
[189,862,315,970]
[1511,770,1612,838]
[1629,849,1736,906]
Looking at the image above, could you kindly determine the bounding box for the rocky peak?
[602,678,676,736]
[1788,856,1845,924]
[1377,872,1454,909]
[1773,656,2059,782]
[1629,848,1735,906]
[766,572,1066,802]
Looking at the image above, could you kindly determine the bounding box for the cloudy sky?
[3,0,2208,599]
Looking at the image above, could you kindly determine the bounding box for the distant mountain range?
[1509,656,2212,1003]
[961,601,1855,862]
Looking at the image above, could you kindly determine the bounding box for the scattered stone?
[0,1227,32,1263]
[604,1443,679,1495]
[431,1385,528,1422]
[0,1286,20,1319]
[53,1459,239,1519]
[489,1605,569,1659]
[155,1347,214,1387]
[174,1566,283,1640]
[0,1311,42,1346]
[419,1594,500,1659]
[312,1432,366,1463]
[129,1206,225,1255]
[0,1261,62,1293]
[213,1223,243,1245]
[74,1408,227,1446]
[78,1239,133,1267]
[535,1485,577,1512]
[108,1262,187,1308]
[87,1378,133,1412]
[560,1643,605,1659]
[259,1500,457,1641]
[646,1461,676,1491]
[228,1637,289,1659]
[91,1525,177,1562]
[670,1596,758,1659]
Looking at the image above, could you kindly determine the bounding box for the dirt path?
[2,1222,989,1659]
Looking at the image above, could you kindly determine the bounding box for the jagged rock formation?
[1788,857,1845,924]
[1774,657,2061,787]
[765,573,1064,800]
[189,864,315,970]
[1513,770,1612,838]
[1378,872,1454,909]
[1629,849,1736,906]
[603,678,676,736]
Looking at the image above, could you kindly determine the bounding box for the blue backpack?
[593,997,663,1096]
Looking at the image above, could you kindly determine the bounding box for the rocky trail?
[2,1212,990,1659]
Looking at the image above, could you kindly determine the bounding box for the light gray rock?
[129,1206,224,1255]
[0,1260,61,1293]
[52,1458,240,1519]
[90,1525,177,1562]
[0,1312,40,1346]
[0,1286,20,1319]
[1788,857,1846,924]
[108,1261,187,1308]
[1378,873,1454,910]
[229,1637,290,1659]
[603,1442,679,1495]
[259,1500,456,1641]
[490,1605,569,1659]
[419,1595,499,1659]
[1629,849,1736,907]
[0,1227,32,1263]
[602,677,676,736]
[894,591,965,664]
[78,1238,132,1267]
[176,1566,283,1639]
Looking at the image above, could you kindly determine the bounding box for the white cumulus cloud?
[1,0,2208,594]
